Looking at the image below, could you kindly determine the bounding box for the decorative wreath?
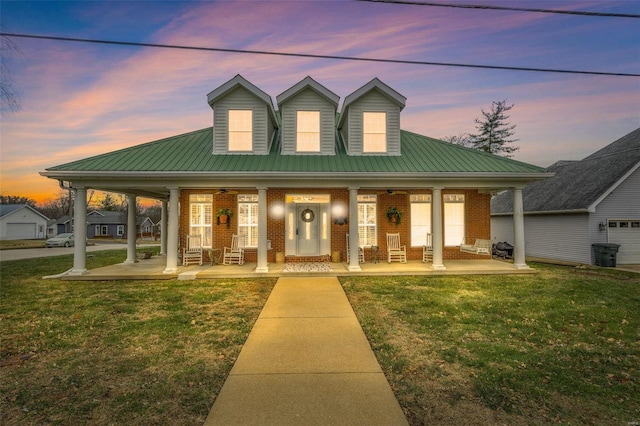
[301,208,315,223]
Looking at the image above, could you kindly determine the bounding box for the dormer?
[276,76,340,155]
[207,75,278,155]
[337,78,406,156]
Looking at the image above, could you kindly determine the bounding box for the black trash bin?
[592,243,621,267]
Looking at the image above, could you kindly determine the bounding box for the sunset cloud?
[1,0,638,204]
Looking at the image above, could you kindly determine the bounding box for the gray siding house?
[491,127,640,265]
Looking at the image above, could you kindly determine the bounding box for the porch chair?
[386,233,407,263]
[460,238,492,256]
[182,234,203,266]
[223,234,245,265]
[346,233,365,263]
[422,233,433,263]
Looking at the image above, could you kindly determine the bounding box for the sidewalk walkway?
[204,276,408,426]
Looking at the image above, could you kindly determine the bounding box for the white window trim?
[296,110,320,152]
[357,194,377,247]
[238,194,259,248]
[189,194,213,248]
[444,194,465,247]
[363,111,387,153]
[410,194,432,247]
[228,109,253,152]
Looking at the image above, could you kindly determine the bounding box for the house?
[86,210,127,239]
[41,75,550,275]
[491,127,640,265]
[137,217,156,239]
[0,204,49,240]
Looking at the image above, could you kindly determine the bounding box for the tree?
[441,133,473,148]
[469,100,519,157]
[1,26,22,113]
[39,190,73,219]
[98,193,120,211]
[0,194,36,207]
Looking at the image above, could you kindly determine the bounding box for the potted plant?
[216,208,232,227]
[386,206,403,225]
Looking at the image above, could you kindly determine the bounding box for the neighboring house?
[41,75,549,275]
[491,127,640,265]
[0,204,49,240]
[49,215,71,237]
[137,217,155,239]
[86,210,128,239]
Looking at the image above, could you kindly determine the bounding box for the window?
[238,194,259,248]
[228,110,252,151]
[363,112,386,153]
[117,225,124,236]
[297,110,320,152]
[101,225,108,236]
[189,194,212,248]
[444,194,465,246]
[410,194,432,246]
[357,194,377,247]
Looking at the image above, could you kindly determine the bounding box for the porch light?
[332,203,347,225]
[598,221,607,232]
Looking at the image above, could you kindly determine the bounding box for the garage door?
[608,220,640,264]
[6,223,37,240]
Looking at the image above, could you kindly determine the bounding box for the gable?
[278,87,337,155]
[209,75,278,156]
[338,78,406,156]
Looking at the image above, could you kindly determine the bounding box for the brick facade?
[179,188,491,264]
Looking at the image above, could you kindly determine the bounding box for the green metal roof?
[46,127,545,174]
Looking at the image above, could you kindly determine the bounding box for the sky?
[1,0,639,205]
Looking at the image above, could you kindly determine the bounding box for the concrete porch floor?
[59,256,537,280]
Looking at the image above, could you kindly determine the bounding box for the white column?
[348,187,361,272]
[255,188,269,273]
[512,188,528,269]
[159,200,168,255]
[69,186,88,275]
[124,193,137,264]
[163,187,180,274]
[432,187,446,270]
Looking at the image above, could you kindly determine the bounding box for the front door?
[297,204,320,256]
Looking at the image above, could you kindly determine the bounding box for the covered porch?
[59,256,536,281]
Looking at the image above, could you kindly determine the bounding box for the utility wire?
[2,32,639,77]
[356,0,640,18]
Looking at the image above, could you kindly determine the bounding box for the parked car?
[46,233,74,248]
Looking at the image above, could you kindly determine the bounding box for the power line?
[2,32,639,77]
[356,0,640,18]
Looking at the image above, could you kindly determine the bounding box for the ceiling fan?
[214,189,239,195]
[378,189,408,195]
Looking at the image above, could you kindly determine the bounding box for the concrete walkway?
[204,276,408,426]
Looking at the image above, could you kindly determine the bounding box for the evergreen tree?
[469,100,519,157]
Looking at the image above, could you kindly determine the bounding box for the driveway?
[0,243,158,262]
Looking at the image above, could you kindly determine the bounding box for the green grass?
[341,264,640,425]
[3,252,638,425]
[1,250,276,425]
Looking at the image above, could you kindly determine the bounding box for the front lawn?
[341,264,640,425]
[0,251,276,425]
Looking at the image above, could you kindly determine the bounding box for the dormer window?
[363,112,387,153]
[296,111,320,152]
[228,110,253,151]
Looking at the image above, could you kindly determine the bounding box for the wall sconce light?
[598,222,606,231]
[333,216,348,225]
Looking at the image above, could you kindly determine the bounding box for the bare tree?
[1,27,22,113]
[39,190,74,220]
[0,194,36,207]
